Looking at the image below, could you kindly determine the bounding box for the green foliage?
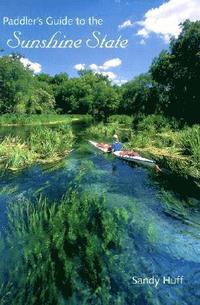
[0,20,200,124]
[120,73,159,115]
[52,70,120,121]
[84,121,131,143]
[108,115,133,125]
[0,126,74,169]
[0,114,77,126]
[1,20,200,124]
[0,55,55,115]
[159,190,200,224]
[150,20,200,123]
[120,21,200,123]
[0,55,34,113]
[133,114,180,133]
[27,88,55,114]
[29,126,74,158]
[124,114,180,150]
[180,125,200,163]
[0,136,34,168]
[0,177,128,305]
[91,82,120,121]
[84,122,120,140]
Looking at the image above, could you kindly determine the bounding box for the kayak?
[89,140,156,167]
[113,151,155,166]
[89,140,112,153]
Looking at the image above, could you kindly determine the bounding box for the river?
[0,121,200,305]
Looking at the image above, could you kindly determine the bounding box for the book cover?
[0,0,199,304]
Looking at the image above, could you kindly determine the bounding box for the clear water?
[0,122,200,305]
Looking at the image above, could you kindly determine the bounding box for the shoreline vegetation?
[84,114,200,187]
[0,124,74,170]
[0,114,81,126]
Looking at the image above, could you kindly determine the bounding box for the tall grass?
[0,136,35,168]
[0,172,128,305]
[125,115,200,180]
[108,115,133,125]
[180,125,200,163]
[132,114,180,133]
[124,115,180,152]
[84,122,120,140]
[84,121,132,143]
[29,126,74,158]
[0,126,74,169]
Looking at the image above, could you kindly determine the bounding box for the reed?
[29,126,74,158]
[180,125,200,163]
[108,115,133,125]
[0,126,74,170]
[84,122,132,143]
[84,122,120,140]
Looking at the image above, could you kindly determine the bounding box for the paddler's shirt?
[112,142,123,152]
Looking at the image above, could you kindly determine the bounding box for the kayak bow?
[89,140,111,153]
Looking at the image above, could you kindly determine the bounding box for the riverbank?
[0,114,83,126]
[127,116,200,183]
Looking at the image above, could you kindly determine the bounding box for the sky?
[0,0,200,84]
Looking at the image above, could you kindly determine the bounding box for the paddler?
[111,134,162,172]
[112,134,123,152]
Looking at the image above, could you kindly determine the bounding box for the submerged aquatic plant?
[0,174,129,305]
[158,190,199,223]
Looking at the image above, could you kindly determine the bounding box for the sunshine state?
[7,31,129,49]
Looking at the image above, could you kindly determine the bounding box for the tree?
[120,74,159,115]
[52,70,118,117]
[92,82,120,121]
[0,55,55,114]
[0,55,34,113]
[150,20,200,123]
[27,89,55,114]
[52,73,69,85]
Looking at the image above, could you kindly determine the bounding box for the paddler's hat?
[113,134,119,141]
